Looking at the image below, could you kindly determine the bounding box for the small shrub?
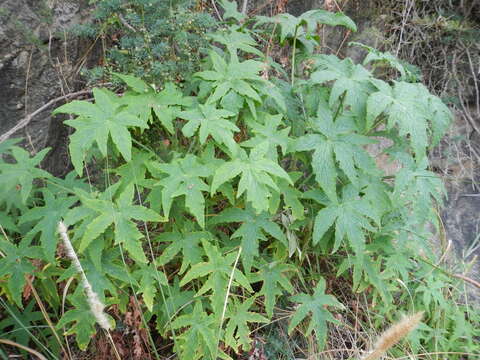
[73,0,217,86]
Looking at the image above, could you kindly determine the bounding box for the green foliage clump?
[73,0,217,86]
[1,1,479,359]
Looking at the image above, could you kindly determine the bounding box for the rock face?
[436,112,480,297]
[443,181,480,282]
[286,0,324,16]
[0,0,97,176]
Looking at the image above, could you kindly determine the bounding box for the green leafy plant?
[288,279,343,349]
[1,2,479,359]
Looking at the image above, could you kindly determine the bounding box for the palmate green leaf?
[134,263,168,312]
[113,149,154,188]
[47,170,90,197]
[57,288,113,351]
[428,96,452,147]
[119,81,193,133]
[209,27,263,59]
[152,154,212,228]
[224,296,269,352]
[58,240,129,303]
[57,249,130,303]
[295,113,376,201]
[269,173,305,220]
[312,185,379,257]
[337,251,391,301]
[19,189,77,262]
[382,246,413,283]
[219,0,246,22]
[178,104,239,154]
[250,261,296,318]
[0,146,51,205]
[199,142,228,176]
[156,230,212,274]
[212,142,292,213]
[0,211,19,233]
[0,138,21,159]
[180,239,253,314]
[75,247,132,302]
[256,80,287,114]
[301,9,357,32]
[0,241,41,307]
[350,42,409,80]
[195,51,265,105]
[309,55,375,119]
[63,182,121,241]
[350,42,423,83]
[242,113,291,157]
[221,89,246,113]
[298,137,336,201]
[359,175,392,216]
[366,81,452,158]
[112,72,152,93]
[75,183,162,263]
[393,164,445,225]
[170,302,219,360]
[255,13,299,44]
[197,51,286,113]
[99,247,132,280]
[81,257,120,301]
[416,272,449,310]
[255,9,355,45]
[288,278,343,349]
[280,177,305,220]
[154,277,195,335]
[257,13,315,53]
[54,88,148,175]
[210,206,287,272]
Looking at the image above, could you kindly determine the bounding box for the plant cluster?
[370,0,480,192]
[1,1,479,359]
[73,0,217,87]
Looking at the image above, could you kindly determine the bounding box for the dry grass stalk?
[0,338,48,360]
[363,312,423,360]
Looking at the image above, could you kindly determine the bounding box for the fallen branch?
[420,255,480,290]
[453,273,480,290]
[118,13,137,33]
[0,89,92,144]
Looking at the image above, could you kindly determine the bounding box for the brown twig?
[0,89,92,144]
[452,273,480,289]
[118,13,137,33]
[210,0,223,21]
[335,30,352,57]
[248,0,275,16]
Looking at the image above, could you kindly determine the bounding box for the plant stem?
[333,91,346,121]
[291,26,299,86]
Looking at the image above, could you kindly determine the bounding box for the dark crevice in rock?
[0,0,101,177]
